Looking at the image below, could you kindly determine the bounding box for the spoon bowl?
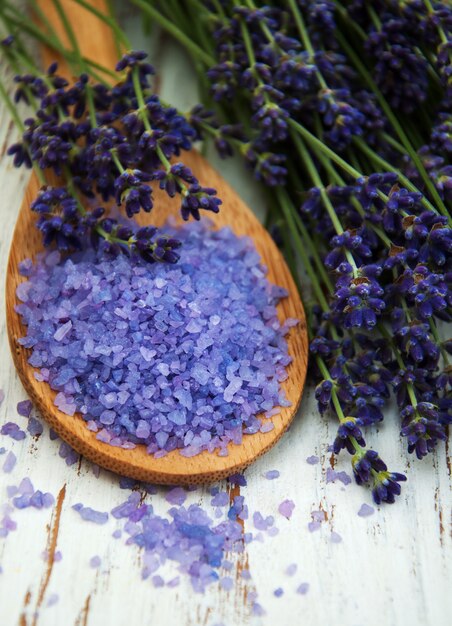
[5,0,308,484]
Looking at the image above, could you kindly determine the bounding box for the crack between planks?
[30,484,66,626]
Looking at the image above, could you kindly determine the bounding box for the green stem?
[130,0,215,66]
[286,0,327,88]
[337,30,450,218]
[277,187,331,311]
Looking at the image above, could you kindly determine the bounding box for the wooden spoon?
[5,0,308,484]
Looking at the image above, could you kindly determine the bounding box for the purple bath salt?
[278,499,295,519]
[47,593,59,607]
[1,422,26,441]
[211,492,229,507]
[3,451,16,473]
[297,582,310,595]
[16,220,294,457]
[274,587,284,597]
[308,521,321,533]
[220,576,234,591]
[285,563,297,577]
[58,442,79,466]
[330,531,342,544]
[227,473,247,487]
[264,470,280,480]
[306,455,319,465]
[326,468,351,485]
[165,487,187,506]
[17,400,32,418]
[27,418,43,437]
[0,448,5,455]
[358,503,375,517]
[89,555,102,569]
[72,504,109,525]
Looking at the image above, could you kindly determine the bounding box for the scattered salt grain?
[17,400,32,418]
[274,587,284,597]
[297,582,310,595]
[58,442,79,466]
[165,487,187,506]
[90,555,102,569]
[330,531,342,543]
[358,503,375,517]
[278,499,295,519]
[326,468,351,485]
[227,473,247,487]
[220,576,234,591]
[264,470,280,480]
[72,504,109,525]
[3,451,16,473]
[306,455,319,465]
[285,563,297,577]
[27,418,43,437]
[1,422,26,441]
[47,593,59,607]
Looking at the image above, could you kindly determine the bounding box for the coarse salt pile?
[16,220,295,456]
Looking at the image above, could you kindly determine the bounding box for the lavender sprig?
[144,0,452,503]
[0,40,221,262]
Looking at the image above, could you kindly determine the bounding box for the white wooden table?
[0,20,451,626]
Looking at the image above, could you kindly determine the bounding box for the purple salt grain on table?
[72,504,109,525]
[3,451,16,473]
[306,455,319,465]
[17,400,32,418]
[331,531,342,543]
[90,555,101,569]
[220,576,234,591]
[1,422,26,441]
[358,503,375,517]
[274,587,284,597]
[58,441,79,466]
[326,468,352,485]
[0,447,5,455]
[285,563,297,577]
[297,582,310,595]
[264,470,280,480]
[278,499,295,519]
[211,492,229,507]
[227,473,247,487]
[16,221,294,457]
[47,593,59,607]
[165,487,187,506]
[27,417,43,437]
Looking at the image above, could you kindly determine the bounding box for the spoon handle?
[36,0,120,78]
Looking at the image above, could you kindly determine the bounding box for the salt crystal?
[358,503,375,517]
[278,499,295,519]
[285,563,297,576]
[274,587,284,597]
[331,531,342,543]
[17,400,32,417]
[264,470,280,480]
[89,555,102,568]
[297,582,310,595]
[53,320,72,342]
[3,452,16,473]
[73,504,108,525]
[306,455,319,465]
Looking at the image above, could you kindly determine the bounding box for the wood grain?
[5,0,308,484]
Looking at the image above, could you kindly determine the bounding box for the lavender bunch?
[137,0,452,503]
[0,39,221,263]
